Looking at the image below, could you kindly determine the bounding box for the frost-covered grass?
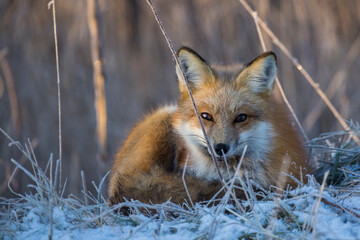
[1,127,360,240]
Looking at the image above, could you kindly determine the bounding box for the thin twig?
[238,0,359,144]
[182,155,195,209]
[252,11,309,142]
[145,0,224,184]
[321,197,360,218]
[48,0,63,192]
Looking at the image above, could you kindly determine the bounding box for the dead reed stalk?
[145,0,225,184]
[48,0,62,193]
[238,0,359,144]
[252,12,309,142]
[86,0,108,167]
[0,49,21,140]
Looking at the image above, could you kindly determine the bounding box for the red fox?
[108,47,311,205]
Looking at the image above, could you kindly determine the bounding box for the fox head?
[173,47,279,179]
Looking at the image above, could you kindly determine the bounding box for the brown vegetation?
[1,0,360,198]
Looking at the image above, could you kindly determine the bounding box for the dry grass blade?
[238,0,359,144]
[182,155,195,209]
[81,170,89,206]
[47,0,63,192]
[145,0,224,184]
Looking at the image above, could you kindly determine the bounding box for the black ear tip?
[177,46,195,57]
[265,51,277,63]
[246,51,277,67]
[259,51,277,62]
[177,46,207,63]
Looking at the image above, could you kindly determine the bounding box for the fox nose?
[214,143,229,156]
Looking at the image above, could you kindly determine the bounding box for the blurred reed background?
[0,0,359,198]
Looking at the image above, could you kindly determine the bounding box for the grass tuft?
[1,127,360,239]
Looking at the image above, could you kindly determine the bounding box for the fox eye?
[234,113,247,123]
[200,112,214,121]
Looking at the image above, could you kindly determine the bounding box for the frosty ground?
[2,183,360,239]
[1,129,360,239]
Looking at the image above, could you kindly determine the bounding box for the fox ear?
[176,47,213,93]
[236,52,277,95]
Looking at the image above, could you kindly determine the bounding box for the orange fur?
[108,47,311,206]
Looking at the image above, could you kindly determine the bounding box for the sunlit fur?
[108,47,311,206]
